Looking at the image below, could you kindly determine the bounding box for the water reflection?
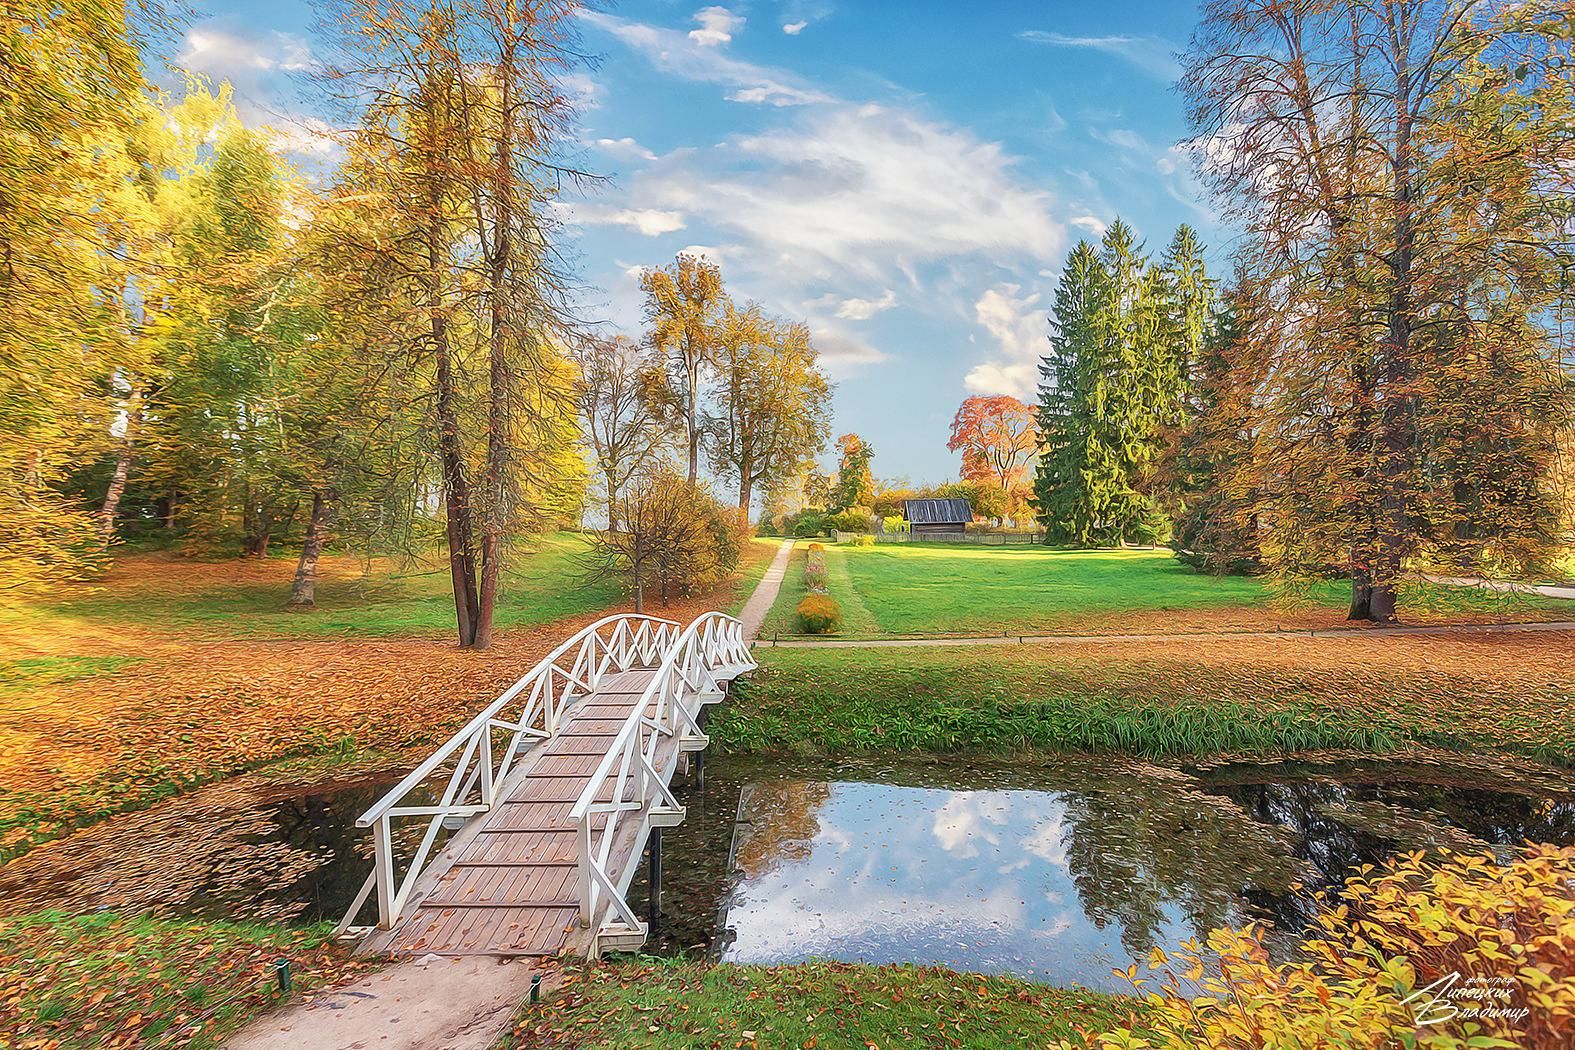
[648,755,1575,991]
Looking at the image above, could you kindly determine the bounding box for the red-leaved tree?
[947,396,1038,510]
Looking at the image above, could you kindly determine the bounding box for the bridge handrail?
[339,612,683,932]
[569,611,755,941]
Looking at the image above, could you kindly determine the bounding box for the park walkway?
[738,538,794,638]
[752,617,1575,649]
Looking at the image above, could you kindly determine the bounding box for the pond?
[632,753,1575,991]
[3,752,1571,993]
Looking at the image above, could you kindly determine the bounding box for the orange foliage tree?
[946,396,1038,511]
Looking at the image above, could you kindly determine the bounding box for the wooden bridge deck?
[364,667,677,957]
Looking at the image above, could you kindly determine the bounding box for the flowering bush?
[802,564,829,593]
[796,594,842,634]
[1068,845,1575,1049]
[854,534,876,547]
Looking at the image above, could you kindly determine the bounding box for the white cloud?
[812,326,889,376]
[562,202,686,236]
[561,71,602,111]
[580,9,832,107]
[594,136,658,162]
[176,24,338,166]
[180,27,311,74]
[783,20,808,35]
[633,103,1064,284]
[1017,30,1181,81]
[1070,214,1107,237]
[964,284,1047,399]
[835,289,897,320]
[689,5,744,47]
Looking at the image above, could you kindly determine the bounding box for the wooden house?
[902,498,972,536]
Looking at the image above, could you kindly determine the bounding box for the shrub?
[854,534,875,547]
[802,565,829,592]
[881,515,909,534]
[828,507,873,533]
[806,542,825,553]
[790,511,828,538]
[796,593,842,634]
[1075,845,1575,1049]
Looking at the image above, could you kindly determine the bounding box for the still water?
[637,754,1575,990]
[3,754,1570,991]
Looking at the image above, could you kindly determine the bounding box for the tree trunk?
[1370,8,1417,627]
[99,381,143,543]
[289,490,332,608]
[473,22,519,655]
[1347,567,1373,621]
[606,475,620,531]
[632,534,644,614]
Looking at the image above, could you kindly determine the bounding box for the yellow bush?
[796,593,842,634]
[1070,845,1575,1049]
[806,542,825,552]
[854,534,875,547]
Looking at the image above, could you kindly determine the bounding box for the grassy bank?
[508,958,1137,1049]
[717,634,1575,764]
[0,910,365,1049]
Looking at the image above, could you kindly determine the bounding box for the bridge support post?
[647,828,663,935]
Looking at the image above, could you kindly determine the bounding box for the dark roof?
[902,498,972,525]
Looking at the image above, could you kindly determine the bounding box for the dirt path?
[737,539,794,639]
[753,617,1575,649]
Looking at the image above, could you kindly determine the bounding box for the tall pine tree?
[1035,220,1200,546]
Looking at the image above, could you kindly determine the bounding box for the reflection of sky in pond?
[721,782,1227,991]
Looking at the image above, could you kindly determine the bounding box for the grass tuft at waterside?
[716,634,1575,764]
[507,957,1139,1049]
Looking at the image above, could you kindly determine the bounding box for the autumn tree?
[1183,0,1575,620]
[575,335,672,529]
[832,433,875,511]
[1168,277,1265,574]
[0,0,164,585]
[641,252,726,483]
[321,0,589,648]
[946,395,1037,514]
[704,303,832,516]
[587,466,742,612]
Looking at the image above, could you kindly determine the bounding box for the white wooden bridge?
[335,612,756,957]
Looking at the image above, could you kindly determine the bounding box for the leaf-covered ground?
[507,959,1139,1049]
[724,630,1575,764]
[0,911,371,1049]
[0,539,779,862]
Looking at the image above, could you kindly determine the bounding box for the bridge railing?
[337,613,683,933]
[570,612,756,951]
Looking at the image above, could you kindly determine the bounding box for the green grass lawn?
[29,532,623,640]
[508,958,1136,1049]
[758,542,880,638]
[760,543,1282,636]
[758,541,1575,637]
[717,639,1575,765]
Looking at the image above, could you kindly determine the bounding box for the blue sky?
[179,0,1225,484]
